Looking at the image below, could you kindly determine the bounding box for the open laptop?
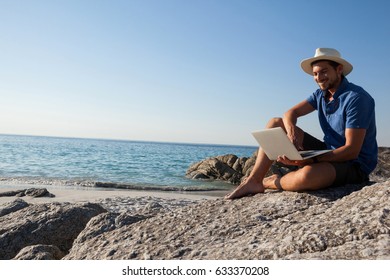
[251,127,331,160]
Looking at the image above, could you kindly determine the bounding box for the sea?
[0,134,257,193]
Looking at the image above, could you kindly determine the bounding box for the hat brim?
[300,56,353,76]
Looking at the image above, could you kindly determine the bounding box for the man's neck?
[328,83,340,95]
[325,90,334,102]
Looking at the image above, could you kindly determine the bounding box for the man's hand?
[277,155,314,167]
[286,126,305,151]
[283,100,315,151]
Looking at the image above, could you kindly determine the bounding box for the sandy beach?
[0,185,224,213]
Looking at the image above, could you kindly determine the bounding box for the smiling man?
[226,48,378,199]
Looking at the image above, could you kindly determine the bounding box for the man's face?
[312,61,343,92]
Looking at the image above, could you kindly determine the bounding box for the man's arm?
[316,128,366,162]
[278,128,366,167]
[283,100,315,150]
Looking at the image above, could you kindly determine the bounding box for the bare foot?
[224,177,264,200]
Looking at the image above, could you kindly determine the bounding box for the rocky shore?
[0,148,389,260]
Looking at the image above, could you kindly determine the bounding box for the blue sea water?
[0,134,257,192]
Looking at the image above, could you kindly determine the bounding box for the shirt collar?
[330,77,349,99]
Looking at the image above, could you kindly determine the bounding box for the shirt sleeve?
[345,93,375,129]
[306,91,319,110]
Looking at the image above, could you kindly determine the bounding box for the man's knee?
[283,164,336,191]
[282,169,309,191]
[267,117,284,128]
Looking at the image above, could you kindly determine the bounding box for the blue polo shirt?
[307,77,378,175]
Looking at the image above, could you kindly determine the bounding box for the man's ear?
[337,64,344,76]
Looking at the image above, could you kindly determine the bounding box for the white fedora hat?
[301,48,353,76]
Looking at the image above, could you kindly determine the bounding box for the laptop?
[251,127,331,160]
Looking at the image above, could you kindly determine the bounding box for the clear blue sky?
[1,0,389,146]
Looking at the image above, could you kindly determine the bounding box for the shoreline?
[0,184,226,206]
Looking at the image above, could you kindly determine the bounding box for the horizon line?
[0,132,258,149]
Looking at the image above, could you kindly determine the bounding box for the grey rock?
[13,244,65,260]
[186,151,297,184]
[25,188,55,198]
[71,211,148,248]
[0,190,24,197]
[0,188,55,198]
[186,156,243,184]
[0,198,29,217]
[0,202,106,259]
[64,181,390,260]
[370,147,390,181]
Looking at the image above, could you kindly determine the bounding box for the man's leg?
[263,162,336,191]
[225,117,337,199]
[224,148,271,199]
[225,117,287,199]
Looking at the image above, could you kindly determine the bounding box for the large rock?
[64,181,390,259]
[186,152,295,184]
[14,244,66,260]
[0,201,106,259]
[0,198,29,217]
[370,147,390,181]
[186,154,244,184]
[0,188,55,198]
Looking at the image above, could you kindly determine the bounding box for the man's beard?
[318,76,340,91]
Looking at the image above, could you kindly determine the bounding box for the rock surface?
[186,153,297,184]
[0,188,55,198]
[0,201,106,259]
[0,148,389,260]
[14,244,66,260]
[370,147,390,182]
[63,181,390,260]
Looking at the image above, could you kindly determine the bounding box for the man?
[226,48,377,199]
